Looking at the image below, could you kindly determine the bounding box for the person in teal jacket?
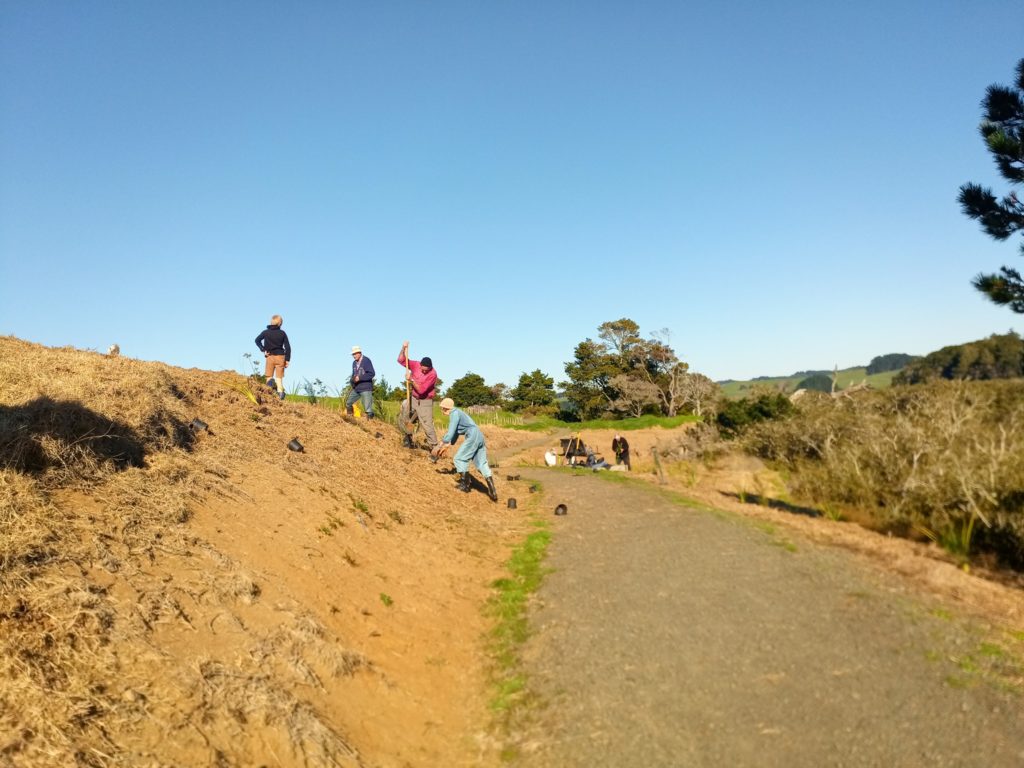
[431,397,498,502]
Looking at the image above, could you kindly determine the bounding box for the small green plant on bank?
[241,352,261,378]
[915,513,980,563]
[302,377,329,405]
[379,593,393,607]
[822,503,843,522]
[221,375,258,405]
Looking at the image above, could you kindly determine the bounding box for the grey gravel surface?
[513,469,1024,768]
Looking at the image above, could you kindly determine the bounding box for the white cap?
[351,345,361,354]
[440,397,455,410]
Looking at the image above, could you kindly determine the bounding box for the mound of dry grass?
[0,339,371,764]
[0,337,522,766]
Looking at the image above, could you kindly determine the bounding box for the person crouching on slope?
[431,397,498,502]
[255,314,290,401]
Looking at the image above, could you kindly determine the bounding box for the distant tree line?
[894,332,1024,384]
[437,318,720,421]
[866,353,919,375]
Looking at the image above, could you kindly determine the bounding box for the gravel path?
[513,469,1024,767]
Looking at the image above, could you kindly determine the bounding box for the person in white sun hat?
[431,397,498,502]
[344,345,375,418]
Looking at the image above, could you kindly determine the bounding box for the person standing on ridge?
[431,397,498,501]
[397,340,438,450]
[345,345,375,418]
[254,315,290,401]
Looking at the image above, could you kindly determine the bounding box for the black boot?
[485,476,498,502]
[456,472,471,493]
[345,406,354,417]
[402,433,413,449]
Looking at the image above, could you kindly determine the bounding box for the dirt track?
[511,469,1024,767]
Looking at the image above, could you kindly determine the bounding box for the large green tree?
[563,319,702,418]
[562,338,624,419]
[509,369,556,411]
[445,372,497,407]
[959,58,1024,312]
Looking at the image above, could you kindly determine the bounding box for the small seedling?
[822,504,843,521]
[379,593,393,607]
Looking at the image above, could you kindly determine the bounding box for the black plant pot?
[554,504,567,516]
[507,498,517,509]
[287,438,304,452]
[189,418,208,433]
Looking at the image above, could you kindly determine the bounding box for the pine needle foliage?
[959,58,1024,312]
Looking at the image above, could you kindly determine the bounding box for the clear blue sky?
[2,2,1021,392]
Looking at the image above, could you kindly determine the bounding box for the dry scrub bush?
[744,380,1024,568]
[654,421,722,463]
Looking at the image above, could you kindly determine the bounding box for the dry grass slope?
[0,337,525,767]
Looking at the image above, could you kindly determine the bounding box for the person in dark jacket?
[612,433,631,470]
[345,345,375,418]
[254,315,290,401]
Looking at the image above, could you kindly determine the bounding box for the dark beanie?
[420,357,432,368]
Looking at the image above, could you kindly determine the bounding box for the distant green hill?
[719,367,900,399]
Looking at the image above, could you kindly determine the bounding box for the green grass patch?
[282,395,525,428]
[944,674,972,689]
[485,515,553,747]
[283,393,696,433]
[513,413,699,432]
[718,367,900,400]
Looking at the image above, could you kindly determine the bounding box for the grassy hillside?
[719,367,900,399]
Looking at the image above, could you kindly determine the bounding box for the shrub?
[744,380,1024,568]
[716,391,794,437]
[894,332,1024,384]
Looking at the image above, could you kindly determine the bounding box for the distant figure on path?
[544,448,558,467]
[345,345,375,418]
[431,397,498,501]
[397,341,438,449]
[612,433,631,470]
[255,315,290,401]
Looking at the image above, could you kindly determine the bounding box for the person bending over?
[431,398,497,502]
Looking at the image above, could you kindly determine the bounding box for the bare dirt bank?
[0,337,538,767]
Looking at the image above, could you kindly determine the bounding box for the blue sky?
[1,2,1022,392]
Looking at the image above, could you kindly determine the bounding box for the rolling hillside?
[718,367,901,399]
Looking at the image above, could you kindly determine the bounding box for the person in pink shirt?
[397,340,438,450]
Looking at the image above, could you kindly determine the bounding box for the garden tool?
[398,350,416,441]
